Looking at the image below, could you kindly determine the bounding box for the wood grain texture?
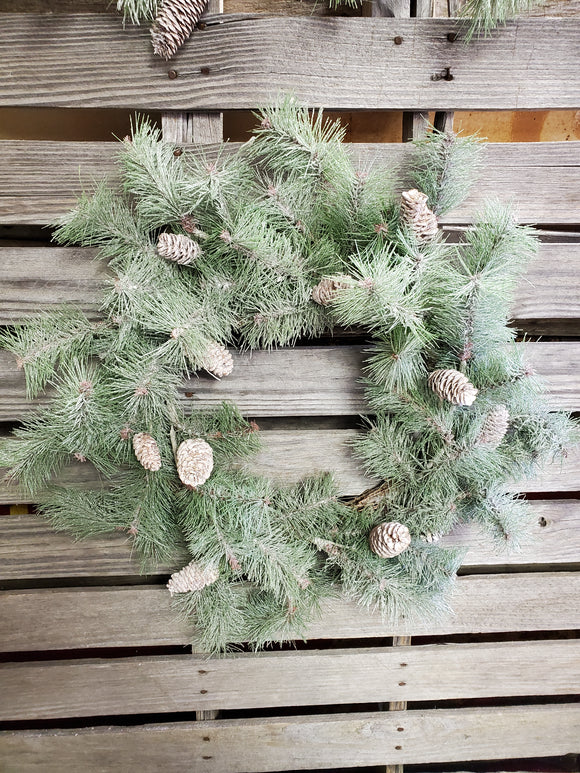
[0,704,578,770]
[1,16,579,110]
[1,141,579,225]
[1,639,578,720]
[1,242,579,324]
[1,341,579,420]
[1,573,578,651]
[0,500,577,580]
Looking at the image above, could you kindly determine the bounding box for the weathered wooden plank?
[1,16,579,110]
[2,426,579,510]
[2,639,578,721]
[0,342,579,419]
[1,141,579,225]
[0,500,576,580]
[1,573,578,651]
[2,242,578,324]
[0,704,578,770]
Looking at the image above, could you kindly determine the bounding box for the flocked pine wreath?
[1,99,576,652]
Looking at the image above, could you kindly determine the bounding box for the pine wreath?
[1,99,576,652]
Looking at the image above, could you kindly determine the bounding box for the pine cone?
[401,189,438,243]
[478,404,510,448]
[202,342,234,378]
[311,276,351,306]
[176,438,214,489]
[167,560,219,595]
[157,232,201,265]
[132,432,162,471]
[369,521,411,558]
[420,531,441,543]
[151,0,208,59]
[428,369,478,406]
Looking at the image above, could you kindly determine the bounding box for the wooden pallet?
[0,2,579,772]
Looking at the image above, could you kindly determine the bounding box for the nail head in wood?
[447,31,458,42]
[394,36,403,45]
[167,69,178,80]
[198,21,207,30]
[201,66,210,75]
[173,148,183,157]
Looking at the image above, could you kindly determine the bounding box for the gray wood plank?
[1,141,579,225]
[1,341,579,419]
[1,639,578,720]
[2,427,579,512]
[0,499,577,580]
[1,16,579,110]
[1,573,578,651]
[0,704,578,770]
[1,243,578,324]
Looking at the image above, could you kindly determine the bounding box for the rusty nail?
[395,746,403,751]
[398,681,406,686]
[394,36,403,45]
[201,66,210,75]
[400,662,407,667]
[447,31,458,42]
[168,69,178,80]
[173,148,183,157]
[200,689,208,694]
[397,727,404,732]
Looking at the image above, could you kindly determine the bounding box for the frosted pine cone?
[132,432,162,471]
[478,404,510,449]
[311,276,351,306]
[151,0,208,59]
[157,232,201,265]
[369,521,411,558]
[176,438,214,489]
[167,560,219,595]
[401,189,438,243]
[428,369,478,406]
[202,342,234,378]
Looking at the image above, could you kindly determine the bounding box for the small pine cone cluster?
[202,342,234,378]
[478,404,510,449]
[369,521,411,559]
[132,432,162,471]
[176,438,214,489]
[157,232,201,265]
[428,369,478,406]
[311,276,351,306]
[167,560,219,595]
[151,0,208,59]
[401,189,438,243]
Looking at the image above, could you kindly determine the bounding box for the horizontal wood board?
[0,704,578,770]
[1,242,579,324]
[2,640,579,720]
[1,573,578,651]
[1,342,579,419]
[1,16,580,110]
[0,499,578,580]
[1,141,579,225]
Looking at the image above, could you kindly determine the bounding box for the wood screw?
[394,36,403,45]
[168,69,178,80]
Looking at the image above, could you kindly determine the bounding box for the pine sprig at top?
[1,99,576,653]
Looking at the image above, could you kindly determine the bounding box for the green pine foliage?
[1,97,576,652]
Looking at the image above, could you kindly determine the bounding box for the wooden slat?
[1,16,579,110]
[0,704,578,771]
[0,500,577,580]
[2,427,579,509]
[1,342,579,419]
[1,242,579,324]
[1,573,578,651]
[1,141,579,225]
[1,639,578,721]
